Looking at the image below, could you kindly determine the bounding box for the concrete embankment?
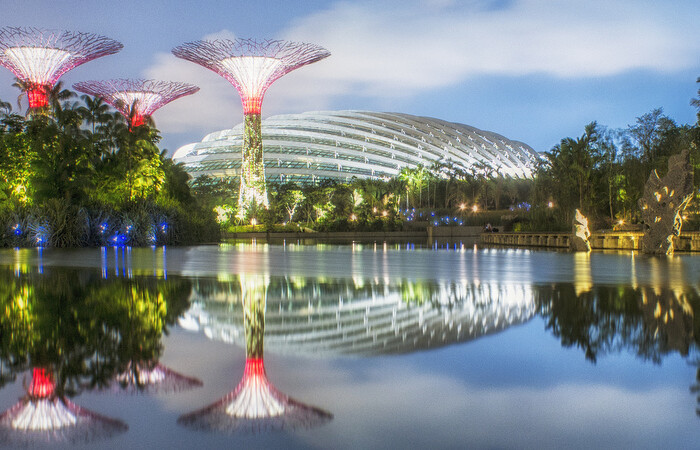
[223,227,700,252]
[223,226,485,241]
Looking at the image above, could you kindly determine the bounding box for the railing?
[481,231,700,252]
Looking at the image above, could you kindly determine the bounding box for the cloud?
[142,51,241,135]
[279,0,699,96]
[141,1,700,148]
[282,360,692,449]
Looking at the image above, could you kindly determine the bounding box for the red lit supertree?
[0,27,122,110]
[172,38,330,214]
[178,275,332,433]
[73,78,199,130]
[0,368,127,446]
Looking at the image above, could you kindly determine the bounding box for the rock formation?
[570,209,591,252]
[639,149,694,255]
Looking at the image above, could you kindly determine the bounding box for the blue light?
[12,224,21,236]
[112,234,128,246]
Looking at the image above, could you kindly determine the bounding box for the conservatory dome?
[173,110,541,184]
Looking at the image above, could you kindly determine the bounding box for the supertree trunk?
[172,38,330,217]
[239,112,268,212]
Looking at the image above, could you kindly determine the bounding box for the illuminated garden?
[0,15,699,448]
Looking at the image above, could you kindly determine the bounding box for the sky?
[0,0,699,155]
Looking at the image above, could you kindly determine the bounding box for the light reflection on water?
[0,243,699,448]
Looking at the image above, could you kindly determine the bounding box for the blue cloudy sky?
[1,0,699,154]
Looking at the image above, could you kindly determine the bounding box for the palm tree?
[77,95,111,135]
[12,79,74,116]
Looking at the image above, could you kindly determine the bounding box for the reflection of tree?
[537,284,700,364]
[0,264,193,394]
[85,275,200,393]
[400,280,441,306]
[179,274,332,433]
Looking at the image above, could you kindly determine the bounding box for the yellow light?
[251,218,257,226]
[618,219,624,225]
[547,201,554,208]
[382,210,388,217]
[459,203,466,210]
[472,205,478,213]
[350,214,357,221]
[373,207,377,213]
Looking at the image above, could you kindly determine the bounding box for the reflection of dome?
[180,279,536,356]
[173,110,541,184]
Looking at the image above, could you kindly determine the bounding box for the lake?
[0,241,698,449]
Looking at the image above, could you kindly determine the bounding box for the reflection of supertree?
[0,27,122,109]
[690,358,700,417]
[92,274,200,394]
[172,39,330,213]
[178,274,332,433]
[0,368,127,445]
[73,79,199,129]
[113,361,202,394]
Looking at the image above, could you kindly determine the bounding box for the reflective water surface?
[0,242,699,448]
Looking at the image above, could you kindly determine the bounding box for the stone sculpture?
[570,209,591,252]
[639,149,694,255]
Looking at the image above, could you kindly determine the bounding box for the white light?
[4,47,71,84]
[113,90,164,115]
[220,56,284,99]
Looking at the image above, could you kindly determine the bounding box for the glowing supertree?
[178,275,332,433]
[73,78,199,129]
[172,38,330,213]
[0,368,128,446]
[0,27,122,109]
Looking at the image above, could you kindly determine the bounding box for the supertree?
[0,368,128,446]
[178,275,332,433]
[172,38,330,214]
[73,78,199,130]
[0,27,122,110]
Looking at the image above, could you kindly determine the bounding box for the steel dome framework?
[173,110,542,185]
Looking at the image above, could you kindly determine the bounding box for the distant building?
[173,110,541,185]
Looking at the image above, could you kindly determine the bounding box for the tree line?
[0,83,218,247]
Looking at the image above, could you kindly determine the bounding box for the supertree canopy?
[172,38,330,214]
[0,27,123,109]
[73,78,200,129]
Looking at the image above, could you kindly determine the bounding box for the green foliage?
[0,87,217,247]
[0,265,192,393]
